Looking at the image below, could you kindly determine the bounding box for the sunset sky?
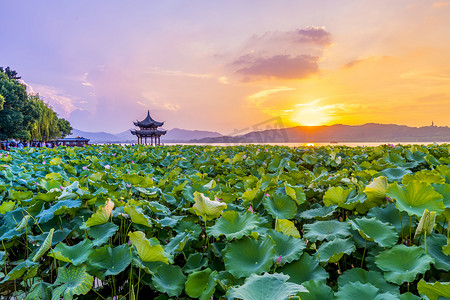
[1,1,449,134]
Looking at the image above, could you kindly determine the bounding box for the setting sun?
[290,100,335,126]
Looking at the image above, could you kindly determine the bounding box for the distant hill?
[68,128,222,143]
[191,123,450,143]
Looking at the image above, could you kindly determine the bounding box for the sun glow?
[290,99,335,126]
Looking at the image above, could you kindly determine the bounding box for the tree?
[0,67,21,80]
[0,94,4,111]
[0,70,36,140]
[57,118,72,138]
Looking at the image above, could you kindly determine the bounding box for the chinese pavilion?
[130,111,167,145]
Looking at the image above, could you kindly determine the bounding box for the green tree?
[57,118,72,138]
[0,94,4,111]
[0,70,37,140]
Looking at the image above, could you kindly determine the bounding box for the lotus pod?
[415,209,437,237]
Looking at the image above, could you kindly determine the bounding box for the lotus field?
[0,144,449,299]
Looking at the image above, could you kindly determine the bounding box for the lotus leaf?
[185,268,217,300]
[227,273,308,300]
[0,201,15,214]
[124,205,152,227]
[165,232,190,253]
[421,233,450,271]
[0,259,37,283]
[402,170,445,185]
[32,228,54,262]
[284,183,306,205]
[278,253,328,284]
[275,218,301,238]
[380,167,411,182]
[191,191,227,221]
[317,238,355,263]
[128,231,172,264]
[349,217,398,247]
[417,280,450,300]
[431,183,450,207]
[335,282,379,299]
[337,268,399,294]
[304,220,350,242]
[299,204,336,220]
[387,181,445,217]
[263,193,297,219]
[36,199,82,223]
[207,210,259,240]
[85,199,114,227]
[152,264,187,297]
[86,244,130,279]
[49,239,94,266]
[367,202,410,234]
[26,282,52,300]
[375,244,434,284]
[267,230,305,265]
[51,265,93,300]
[297,280,334,300]
[87,222,119,247]
[364,176,388,207]
[183,253,208,274]
[223,236,275,278]
[323,187,364,210]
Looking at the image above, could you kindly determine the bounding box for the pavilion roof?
[133,110,164,128]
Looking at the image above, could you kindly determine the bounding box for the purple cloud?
[295,27,332,46]
[234,54,319,80]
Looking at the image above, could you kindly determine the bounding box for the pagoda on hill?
[130,111,167,145]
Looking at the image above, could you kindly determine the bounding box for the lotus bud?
[276,255,282,264]
[248,205,254,213]
[415,209,436,237]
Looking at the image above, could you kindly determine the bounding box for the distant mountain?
[69,128,222,143]
[191,123,450,143]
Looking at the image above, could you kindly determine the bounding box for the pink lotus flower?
[265,149,268,152]
[104,164,110,170]
[265,193,270,197]
[131,161,134,164]
[42,161,46,165]
[276,255,282,264]
[82,166,88,170]
[59,186,63,191]
[248,205,254,213]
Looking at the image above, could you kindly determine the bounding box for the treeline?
[0,67,72,141]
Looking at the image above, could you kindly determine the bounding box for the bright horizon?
[1,1,449,134]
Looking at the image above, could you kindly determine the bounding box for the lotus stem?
[361,240,367,269]
[398,211,404,240]
[409,216,412,243]
[424,231,427,254]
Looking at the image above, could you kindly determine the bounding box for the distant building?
[55,137,90,147]
[130,111,167,145]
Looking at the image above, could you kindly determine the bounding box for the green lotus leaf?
[49,239,94,266]
[421,234,450,271]
[32,228,54,262]
[387,181,445,217]
[275,218,301,238]
[297,280,334,300]
[399,292,422,300]
[85,199,114,227]
[299,204,337,220]
[191,192,227,221]
[207,210,259,240]
[431,183,450,207]
[263,193,297,219]
[363,176,388,208]
[284,183,306,205]
[223,236,275,278]
[367,202,410,234]
[227,273,308,300]
[152,264,187,297]
[15,214,31,231]
[304,220,350,242]
[375,244,434,284]
[317,238,355,263]
[379,167,411,182]
[0,201,15,214]
[87,222,119,247]
[403,170,445,185]
[185,268,217,300]
[242,188,259,204]
[323,187,363,210]
[37,199,82,223]
[51,265,94,300]
[417,280,450,300]
[267,230,305,265]
[124,205,152,227]
[278,253,328,284]
[8,190,33,202]
[128,231,172,264]
[443,239,450,256]
[25,282,52,300]
[335,282,379,300]
[338,268,399,294]
[0,259,37,283]
[86,244,130,279]
[183,253,208,274]
[348,217,398,247]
